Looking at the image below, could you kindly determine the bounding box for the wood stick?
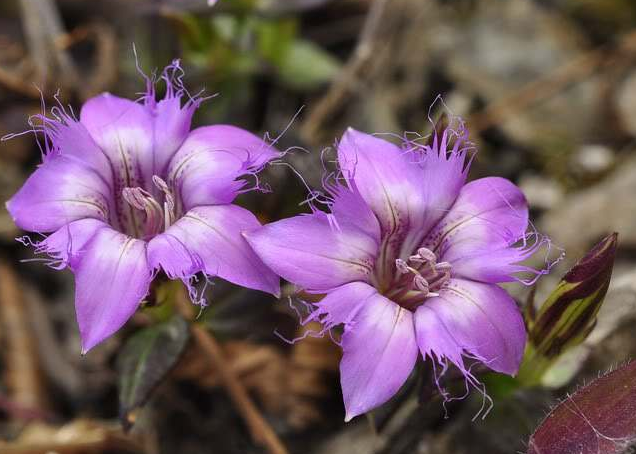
[173,289,289,454]
[0,261,49,413]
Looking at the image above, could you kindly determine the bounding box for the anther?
[434,262,452,272]
[153,175,177,229]
[417,247,437,263]
[122,186,164,238]
[152,175,171,194]
[122,187,155,211]
[395,259,410,274]
[414,275,430,293]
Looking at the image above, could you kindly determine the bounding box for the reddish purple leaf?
[528,361,636,454]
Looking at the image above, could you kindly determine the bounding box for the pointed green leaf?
[117,315,190,430]
[528,361,636,454]
[518,233,617,385]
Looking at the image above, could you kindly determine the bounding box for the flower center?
[121,176,177,240]
[383,247,452,311]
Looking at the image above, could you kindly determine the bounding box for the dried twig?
[467,29,636,134]
[0,64,41,98]
[300,0,392,143]
[0,393,52,422]
[173,289,289,454]
[55,22,119,98]
[285,322,340,429]
[0,419,143,454]
[23,287,85,398]
[0,261,48,413]
[18,0,83,96]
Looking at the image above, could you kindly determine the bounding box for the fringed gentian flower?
[6,61,280,353]
[245,123,552,421]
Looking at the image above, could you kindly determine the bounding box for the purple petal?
[73,227,152,353]
[80,93,154,189]
[143,61,205,176]
[423,177,530,283]
[147,204,279,296]
[309,281,378,329]
[166,125,279,211]
[329,184,381,245]
[36,218,108,266]
[6,155,112,232]
[337,128,468,261]
[150,96,195,176]
[335,284,418,421]
[450,246,543,284]
[243,212,378,292]
[38,112,114,184]
[415,278,526,377]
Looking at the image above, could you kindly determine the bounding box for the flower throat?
[121,175,178,240]
[383,247,452,311]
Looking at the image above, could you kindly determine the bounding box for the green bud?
[518,233,617,386]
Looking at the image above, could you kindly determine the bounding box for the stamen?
[122,187,164,238]
[152,175,170,194]
[435,262,452,272]
[417,247,437,263]
[408,254,425,265]
[389,250,453,310]
[153,175,177,229]
[395,259,410,274]
[414,275,430,293]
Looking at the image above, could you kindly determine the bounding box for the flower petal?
[337,128,468,262]
[308,281,377,330]
[143,60,205,178]
[415,278,526,377]
[244,211,378,292]
[329,184,381,245]
[147,204,279,296]
[166,125,279,211]
[82,68,203,186]
[310,282,419,421]
[39,113,114,184]
[80,93,154,190]
[73,227,152,353]
[450,246,543,284]
[423,177,530,283]
[36,218,108,266]
[338,285,418,421]
[6,155,112,232]
[150,95,195,176]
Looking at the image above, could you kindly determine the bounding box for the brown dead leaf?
[285,322,340,430]
[174,340,288,414]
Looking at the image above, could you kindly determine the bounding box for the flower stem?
[173,287,289,454]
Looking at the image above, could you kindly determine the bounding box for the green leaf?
[255,18,296,66]
[170,13,217,54]
[518,233,618,386]
[117,315,190,430]
[274,39,341,90]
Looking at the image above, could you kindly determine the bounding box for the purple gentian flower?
[245,123,551,421]
[6,61,280,353]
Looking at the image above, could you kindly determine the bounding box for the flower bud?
[519,233,617,385]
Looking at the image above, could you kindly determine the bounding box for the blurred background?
[1,0,636,453]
